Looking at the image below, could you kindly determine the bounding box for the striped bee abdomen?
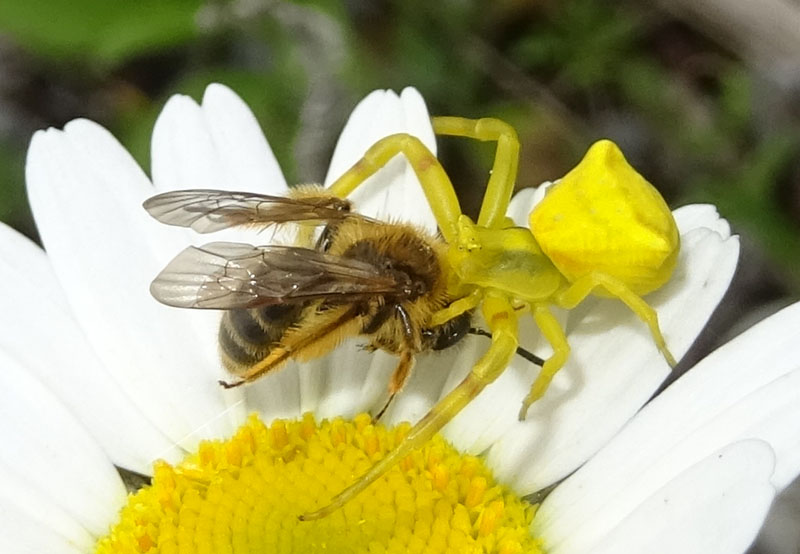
[219,304,305,374]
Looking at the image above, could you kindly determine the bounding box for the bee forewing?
[150,241,403,309]
[143,189,352,233]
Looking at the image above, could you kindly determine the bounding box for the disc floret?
[95,413,541,554]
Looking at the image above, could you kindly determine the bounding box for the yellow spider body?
[302,116,679,520]
[530,139,679,295]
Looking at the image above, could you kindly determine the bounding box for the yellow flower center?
[96,413,542,553]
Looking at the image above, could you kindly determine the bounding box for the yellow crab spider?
[300,116,679,520]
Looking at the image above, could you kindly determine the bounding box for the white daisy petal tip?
[151,91,218,192]
[202,82,239,103]
[26,124,73,167]
[155,92,200,130]
[324,86,437,230]
[673,203,731,238]
[398,86,436,152]
[61,116,112,138]
[199,82,287,194]
[152,83,286,195]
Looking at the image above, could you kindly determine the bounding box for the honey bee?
[144,187,474,411]
[146,115,680,521]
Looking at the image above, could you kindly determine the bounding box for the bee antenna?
[468,328,544,367]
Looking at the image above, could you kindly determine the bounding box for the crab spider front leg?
[326,116,521,239]
[432,117,520,229]
[300,292,518,521]
[326,133,463,242]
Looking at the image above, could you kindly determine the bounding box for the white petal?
[549,440,775,554]
[436,312,553,454]
[151,93,218,191]
[244,343,394,423]
[149,86,293,246]
[312,342,396,420]
[151,84,287,195]
[0,351,126,538]
[752,490,800,554]
[384,339,484,426]
[26,121,243,455]
[323,87,438,230]
[0,217,68,310]
[671,203,731,239]
[200,83,287,193]
[537,301,800,551]
[436,205,739,490]
[0,505,88,554]
[506,184,549,226]
[244,361,303,422]
[0,484,94,552]
[0,223,176,473]
[297,357,330,416]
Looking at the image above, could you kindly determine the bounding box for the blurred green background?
[0,1,798,348]
[0,0,798,551]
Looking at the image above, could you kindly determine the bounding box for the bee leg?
[299,292,517,521]
[554,272,677,367]
[518,304,570,420]
[374,304,419,421]
[373,349,415,422]
[218,378,246,389]
[431,117,520,229]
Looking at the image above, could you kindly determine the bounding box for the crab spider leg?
[326,134,462,243]
[432,117,520,229]
[429,289,483,327]
[554,272,677,367]
[519,304,571,420]
[300,292,519,521]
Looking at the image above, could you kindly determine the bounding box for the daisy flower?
[1,84,796,553]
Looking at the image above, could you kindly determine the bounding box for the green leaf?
[0,0,201,66]
[687,136,800,286]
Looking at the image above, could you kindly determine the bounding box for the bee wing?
[143,189,352,233]
[151,241,403,309]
